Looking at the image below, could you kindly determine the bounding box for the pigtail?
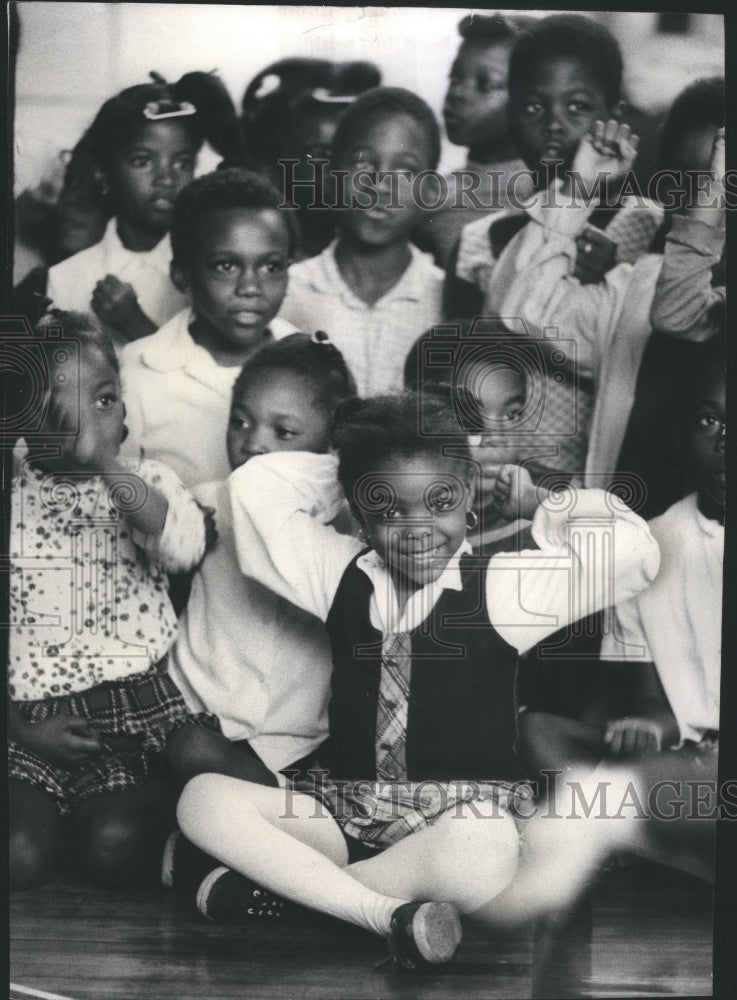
[335,61,382,95]
[232,332,357,413]
[172,71,247,164]
[310,331,358,400]
[240,59,335,173]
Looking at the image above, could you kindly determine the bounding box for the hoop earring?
[466,510,479,530]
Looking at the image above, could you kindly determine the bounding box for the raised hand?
[91,275,156,340]
[573,225,617,284]
[42,381,120,475]
[690,126,726,227]
[491,464,539,522]
[571,119,640,192]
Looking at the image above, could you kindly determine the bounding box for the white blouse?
[228,451,660,655]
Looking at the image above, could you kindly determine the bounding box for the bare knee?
[437,806,521,902]
[9,826,57,890]
[9,784,62,891]
[454,805,519,858]
[177,772,226,837]
[167,726,222,781]
[82,810,142,887]
[79,790,174,888]
[167,726,278,787]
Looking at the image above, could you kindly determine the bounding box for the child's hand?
[20,712,104,768]
[689,126,726,228]
[604,716,663,759]
[570,120,639,192]
[573,226,617,284]
[491,464,538,522]
[92,275,156,340]
[45,390,119,474]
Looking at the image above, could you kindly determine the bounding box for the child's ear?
[170,260,190,294]
[464,468,478,508]
[91,166,109,198]
[348,504,370,543]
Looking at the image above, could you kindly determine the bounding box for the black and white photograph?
[3,4,733,998]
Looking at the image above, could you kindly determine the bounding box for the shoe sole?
[411,902,462,964]
[196,865,230,920]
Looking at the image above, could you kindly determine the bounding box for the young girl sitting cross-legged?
[176,390,659,969]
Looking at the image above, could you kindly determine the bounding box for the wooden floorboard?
[10,865,713,1000]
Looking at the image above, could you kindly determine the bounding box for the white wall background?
[14,3,494,192]
[15,4,724,193]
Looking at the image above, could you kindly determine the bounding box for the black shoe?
[196,865,291,922]
[161,830,218,892]
[379,901,462,970]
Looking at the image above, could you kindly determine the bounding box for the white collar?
[136,310,295,375]
[687,492,724,539]
[315,239,435,305]
[137,309,210,374]
[358,539,472,635]
[101,218,173,276]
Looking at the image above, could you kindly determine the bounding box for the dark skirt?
[9,668,220,814]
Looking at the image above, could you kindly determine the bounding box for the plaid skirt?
[9,668,220,814]
[292,772,535,851]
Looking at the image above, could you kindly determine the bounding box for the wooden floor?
[10,865,713,1000]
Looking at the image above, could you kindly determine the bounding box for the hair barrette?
[311,330,331,344]
[143,100,196,121]
[311,88,357,105]
[254,74,282,100]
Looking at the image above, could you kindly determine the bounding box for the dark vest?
[322,552,526,783]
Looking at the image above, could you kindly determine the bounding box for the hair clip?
[311,88,357,105]
[311,330,331,344]
[254,74,282,100]
[143,100,196,121]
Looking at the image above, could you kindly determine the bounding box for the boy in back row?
[119,169,298,487]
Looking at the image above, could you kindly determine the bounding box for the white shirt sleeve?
[229,451,363,622]
[124,458,206,573]
[650,214,725,341]
[599,591,653,662]
[487,190,637,379]
[486,487,661,654]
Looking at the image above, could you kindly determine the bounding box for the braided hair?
[233,332,357,413]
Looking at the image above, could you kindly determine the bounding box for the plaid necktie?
[375,631,413,781]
